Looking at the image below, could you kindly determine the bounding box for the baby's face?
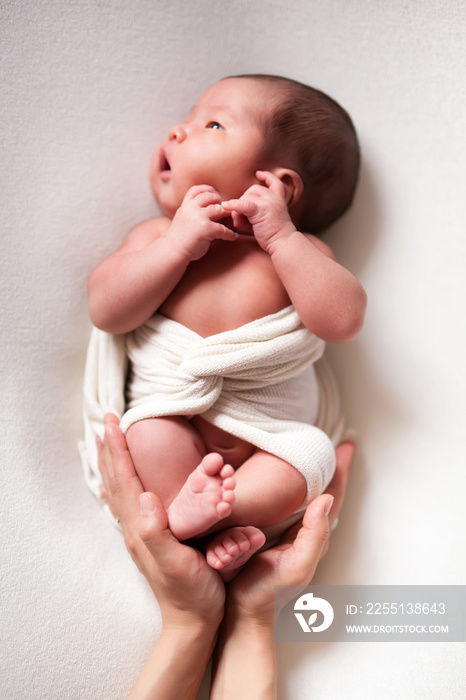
[150,78,271,216]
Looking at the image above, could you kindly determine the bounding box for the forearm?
[270,229,367,343]
[210,615,277,700]
[127,622,218,700]
[88,236,189,334]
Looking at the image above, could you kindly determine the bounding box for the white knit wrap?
[79,306,345,507]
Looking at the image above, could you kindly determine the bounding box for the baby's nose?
[168,124,187,143]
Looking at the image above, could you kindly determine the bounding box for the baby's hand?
[221,171,296,255]
[167,185,238,261]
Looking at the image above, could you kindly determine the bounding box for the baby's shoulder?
[118,216,171,253]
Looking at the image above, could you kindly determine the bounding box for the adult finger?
[326,441,356,529]
[101,414,121,481]
[137,492,191,572]
[122,490,174,574]
[137,491,224,607]
[97,434,108,490]
[103,413,120,425]
[287,494,332,584]
[103,419,145,528]
[97,434,113,509]
[315,441,356,559]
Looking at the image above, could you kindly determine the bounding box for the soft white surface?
[1,1,465,698]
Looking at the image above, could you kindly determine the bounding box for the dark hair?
[232,74,360,234]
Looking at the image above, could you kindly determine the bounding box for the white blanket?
[79,306,345,508]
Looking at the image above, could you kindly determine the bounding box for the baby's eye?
[205,121,223,130]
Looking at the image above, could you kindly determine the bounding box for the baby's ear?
[272,167,304,207]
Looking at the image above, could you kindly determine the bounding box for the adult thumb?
[138,492,169,540]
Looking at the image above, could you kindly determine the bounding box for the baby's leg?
[126,416,205,503]
[221,450,308,528]
[126,417,235,540]
[204,450,307,574]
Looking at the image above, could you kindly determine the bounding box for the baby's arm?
[222,172,367,343]
[88,185,237,334]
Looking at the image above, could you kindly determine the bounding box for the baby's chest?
[159,239,291,336]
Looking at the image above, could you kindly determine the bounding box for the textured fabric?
[79,306,345,505]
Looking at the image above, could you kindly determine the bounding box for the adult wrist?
[127,616,220,699]
[226,609,275,636]
[211,611,277,700]
[224,594,276,630]
[162,608,223,637]
[161,618,219,645]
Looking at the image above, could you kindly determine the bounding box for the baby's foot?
[167,453,235,541]
[206,526,266,582]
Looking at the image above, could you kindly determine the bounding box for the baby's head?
[151,75,359,233]
[238,74,360,233]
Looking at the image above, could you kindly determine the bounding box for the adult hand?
[98,414,225,628]
[227,441,356,623]
[210,442,355,700]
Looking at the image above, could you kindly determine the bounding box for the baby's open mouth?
[159,149,171,173]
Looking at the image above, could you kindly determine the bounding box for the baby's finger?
[221,197,258,219]
[205,203,231,221]
[255,170,285,194]
[212,223,239,242]
[231,211,247,229]
[220,198,240,211]
[194,191,223,207]
[184,184,219,200]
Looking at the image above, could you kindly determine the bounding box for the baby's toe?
[219,464,235,479]
[201,453,225,475]
[222,536,240,556]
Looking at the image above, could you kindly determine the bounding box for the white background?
[1,1,465,697]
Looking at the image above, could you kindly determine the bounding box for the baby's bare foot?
[167,453,235,541]
[206,526,266,581]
